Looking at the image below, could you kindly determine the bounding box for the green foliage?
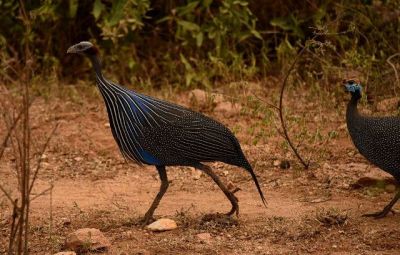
[0,0,398,93]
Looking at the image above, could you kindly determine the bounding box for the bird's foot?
[362,209,396,219]
[225,193,239,217]
[140,215,156,227]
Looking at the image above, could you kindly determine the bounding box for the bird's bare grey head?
[67,41,98,55]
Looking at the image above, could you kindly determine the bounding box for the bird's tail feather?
[243,162,267,207]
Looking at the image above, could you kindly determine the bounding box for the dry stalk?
[387,53,400,96]
[278,41,311,169]
[0,1,57,254]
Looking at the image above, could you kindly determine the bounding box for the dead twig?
[28,123,59,194]
[0,185,17,207]
[8,199,19,255]
[250,92,280,111]
[277,40,315,170]
[30,185,54,202]
[0,98,35,160]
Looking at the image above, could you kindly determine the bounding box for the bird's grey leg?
[143,165,169,225]
[363,190,400,218]
[195,163,239,216]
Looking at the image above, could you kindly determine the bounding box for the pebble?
[65,228,111,252]
[273,160,281,167]
[197,232,212,244]
[197,232,212,240]
[146,218,177,232]
[73,156,83,162]
[385,184,397,193]
[192,169,203,180]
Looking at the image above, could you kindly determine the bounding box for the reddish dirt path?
[1,87,400,254]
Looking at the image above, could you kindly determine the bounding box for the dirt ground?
[1,81,400,254]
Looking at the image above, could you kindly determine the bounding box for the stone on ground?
[65,228,111,252]
[146,218,177,232]
[196,232,212,242]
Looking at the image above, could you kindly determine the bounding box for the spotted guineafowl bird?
[345,79,400,218]
[67,41,266,224]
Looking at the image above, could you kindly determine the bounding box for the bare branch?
[30,185,54,202]
[8,200,19,255]
[0,98,35,160]
[250,92,280,111]
[28,123,59,194]
[277,39,316,169]
[0,184,17,207]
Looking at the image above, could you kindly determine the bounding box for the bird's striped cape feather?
[95,76,238,166]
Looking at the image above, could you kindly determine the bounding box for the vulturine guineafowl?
[67,41,266,224]
[345,79,400,218]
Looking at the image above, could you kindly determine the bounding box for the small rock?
[385,184,397,193]
[73,157,83,162]
[377,97,400,112]
[196,232,212,243]
[54,252,77,255]
[104,122,110,127]
[146,218,177,232]
[192,169,203,180]
[273,160,281,167]
[65,228,111,252]
[197,232,211,240]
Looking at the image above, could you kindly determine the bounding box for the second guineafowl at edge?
[67,41,267,224]
[345,79,400,218]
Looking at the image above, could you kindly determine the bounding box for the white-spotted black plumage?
[67,41,266,223]
[345,80,400,218]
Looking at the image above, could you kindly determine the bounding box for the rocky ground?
[1,81,400,254]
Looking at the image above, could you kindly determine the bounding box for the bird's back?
[97,78,248,167]
[347,113,400,180]
[139,109,248,167]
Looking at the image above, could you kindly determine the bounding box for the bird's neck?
[88,54,104,80]
[346,96,361,123]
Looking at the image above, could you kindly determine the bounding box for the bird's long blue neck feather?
[88,54,103,80]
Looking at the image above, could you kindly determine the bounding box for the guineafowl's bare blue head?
[344,79,362,100]
[67,41,99,56]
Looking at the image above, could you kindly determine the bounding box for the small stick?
[277,40,315,170]
[8,199,19,254]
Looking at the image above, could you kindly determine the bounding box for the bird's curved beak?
[67,45,77,54]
